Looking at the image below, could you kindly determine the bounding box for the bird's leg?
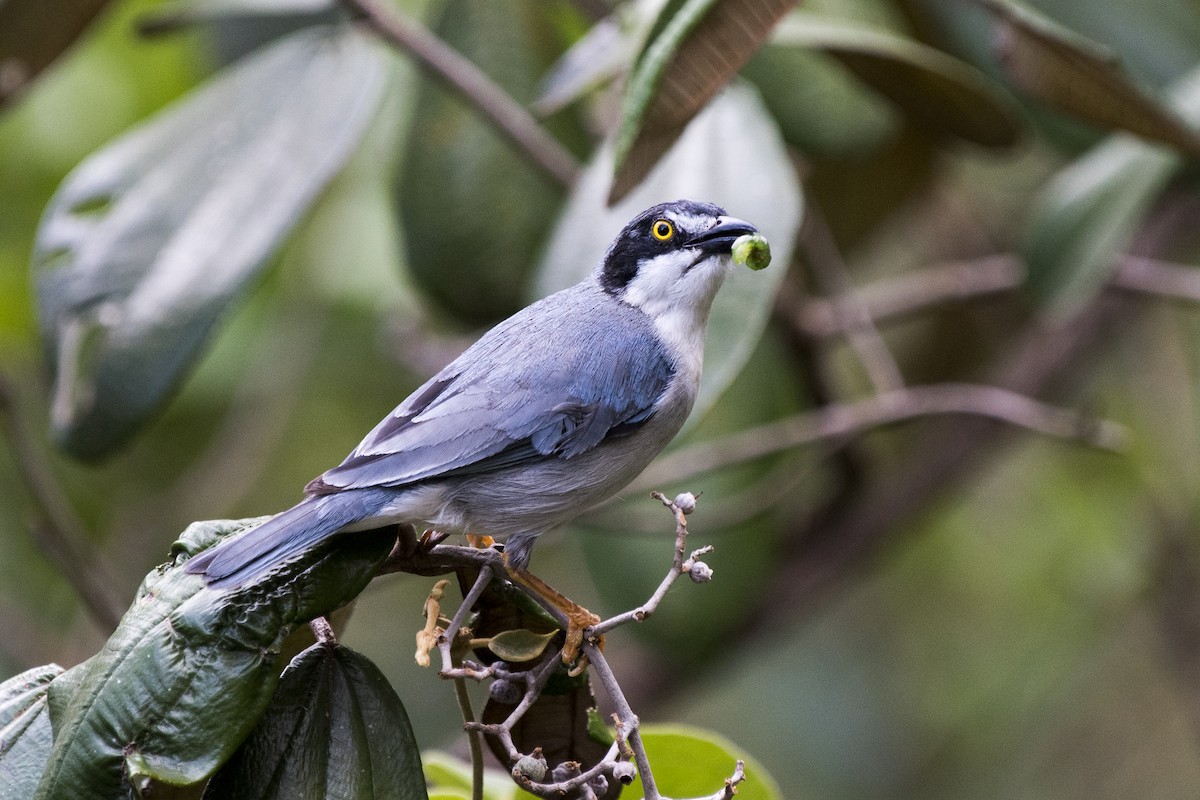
[503,559,602,668]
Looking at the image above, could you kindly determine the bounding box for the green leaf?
[610,0,796,202]
[770,13,1021,148]
[485,629,558,663]
[202,642,426,800]
[627,724,782,800]
[741,41,898,158]
[32,518,395,799]
[1024,66,1200,315]
[397,0,586,324]
[136,0,340,37]
[982,0,1200,155]
[0,0,116,107]
[0,664,61,725]
[33,24,388,460]
[422,751,517,800]
[0,665,62,798]
[532,15,631,116]
[537,84,802,427]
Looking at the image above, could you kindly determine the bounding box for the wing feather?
[307,285,674,494]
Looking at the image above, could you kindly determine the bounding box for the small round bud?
[673,492,697,515]
[513,752,548,783]
[550,761,581,783]
[488,678,522,705]
[688,561,714,583]
[612,762,636,785]
[589,775,610,796]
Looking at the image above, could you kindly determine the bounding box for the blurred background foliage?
[5,0,1200,798]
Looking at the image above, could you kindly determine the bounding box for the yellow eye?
[651,219,674,241]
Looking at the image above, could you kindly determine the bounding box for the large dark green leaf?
[538,84,802,427]
[0,0,114,107]
[1024,67,1200,315]
[982,0,1200,156]
[397,0,587,325]
[202,642,427,800]
[770,13,1021,148]
[609,0,795,203]
[33,24,388,460]
[32,518,396,799]
[0,665,62,797]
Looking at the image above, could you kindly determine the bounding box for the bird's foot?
[503,559,602,672]
[465,533,496,549]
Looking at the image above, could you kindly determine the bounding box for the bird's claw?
[562,608,603,675]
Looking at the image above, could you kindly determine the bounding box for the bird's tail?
[184,490,389,589]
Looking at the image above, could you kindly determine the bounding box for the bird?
[185,199,760,661]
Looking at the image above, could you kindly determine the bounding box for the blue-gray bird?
[185,199,758,658]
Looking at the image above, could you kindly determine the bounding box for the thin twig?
[585,642,660,799]
[309,616,337,644]
[338,0,579,187]
[592,493,711,636]
[799,205,906,391]
[405,495,741,799]
[634,382,1126,489]
[0,375,124,630]
[450,653,485,800]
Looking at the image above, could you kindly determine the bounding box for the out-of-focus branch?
[0,376,124,630]
[789,254,1026,338]
[1113,256,1200,304]
[635,382,1124,490]
[790,252,1200,340]
[798,205,905,391]
[338,0,579,187]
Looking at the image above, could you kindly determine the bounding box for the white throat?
[620,250,732,388]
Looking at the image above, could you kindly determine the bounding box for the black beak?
[687,216,758,253]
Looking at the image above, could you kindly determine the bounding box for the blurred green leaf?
[742,41,898,158]
[533,15,630,116]
[485,629,558,662]
[202,641,427,800]
[771,12,1021,148]
[423,751,518,800]
[627,724,782,800]
[537,83,802,427]
[1024,66,1200,315]
[33,24,388,460]
[0,0,115,107]
[610,0,796,203]
[398,0,587,325]
[32,518,395,798]
[983,0,1200,155]
[0,664,61,798]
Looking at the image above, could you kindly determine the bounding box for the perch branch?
[337,0,579,187]
[407,494,742,799]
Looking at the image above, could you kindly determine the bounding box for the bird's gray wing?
[306,287,674,494]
